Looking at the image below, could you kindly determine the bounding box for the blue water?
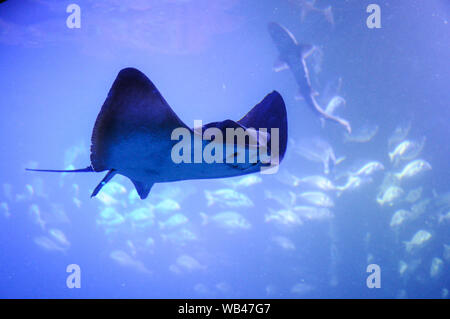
[0,0,449,298]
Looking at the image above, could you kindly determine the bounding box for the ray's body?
[27,68,288,199]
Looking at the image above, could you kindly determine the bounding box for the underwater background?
[0,0,449,298]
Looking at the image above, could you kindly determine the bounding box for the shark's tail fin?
[26,166,94,173]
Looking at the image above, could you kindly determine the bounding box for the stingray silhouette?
[27,68,288,199]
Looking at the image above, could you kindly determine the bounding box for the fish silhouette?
[27,68,287,199]
[267,22,351,133]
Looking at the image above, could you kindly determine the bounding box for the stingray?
[27,68,288,199]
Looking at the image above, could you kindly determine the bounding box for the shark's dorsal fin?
[90,67,188,172]
[131,180,154,200]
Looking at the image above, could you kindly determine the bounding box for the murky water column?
[328,219,339,289]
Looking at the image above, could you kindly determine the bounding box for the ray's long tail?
[25,166,94,173]
[26,166,117,198]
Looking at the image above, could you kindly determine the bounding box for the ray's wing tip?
[267,90,288,160]
[117,67,142,77]
[269,90,283,102]
[268,90,287,119]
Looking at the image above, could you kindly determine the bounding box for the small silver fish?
[395,159,431,181]
[430,257,443,278]
[34,236,67,253]
[390,209,412,228]
[405,187,423,203]
[294,205,333,221]
[159,213,188,230]
[265,208,303,227]
[176,255,205,271]
[376,186,404,206]
[351,161,384,177]
[223,175,262,188]
[404,230,432,253]
[271,236,296,251]
[49,228,70,247]
[110,250,151,274]
[335,175,369,193]
[205,189,253,208]
[389,137,425,164]
[153,198,181,212]
[298,175,335,191]
[97,207,125,226]
[298,191,334,207]
[200,211,251,231]
[388,121,411,148]
[344,124,378,143]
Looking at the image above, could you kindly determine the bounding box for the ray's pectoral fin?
[131,180,154,200]
[238,91,288,163]
[91,169,117,198]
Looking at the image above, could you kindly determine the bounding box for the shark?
[27,67,288,199]
[267,22,351,134]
